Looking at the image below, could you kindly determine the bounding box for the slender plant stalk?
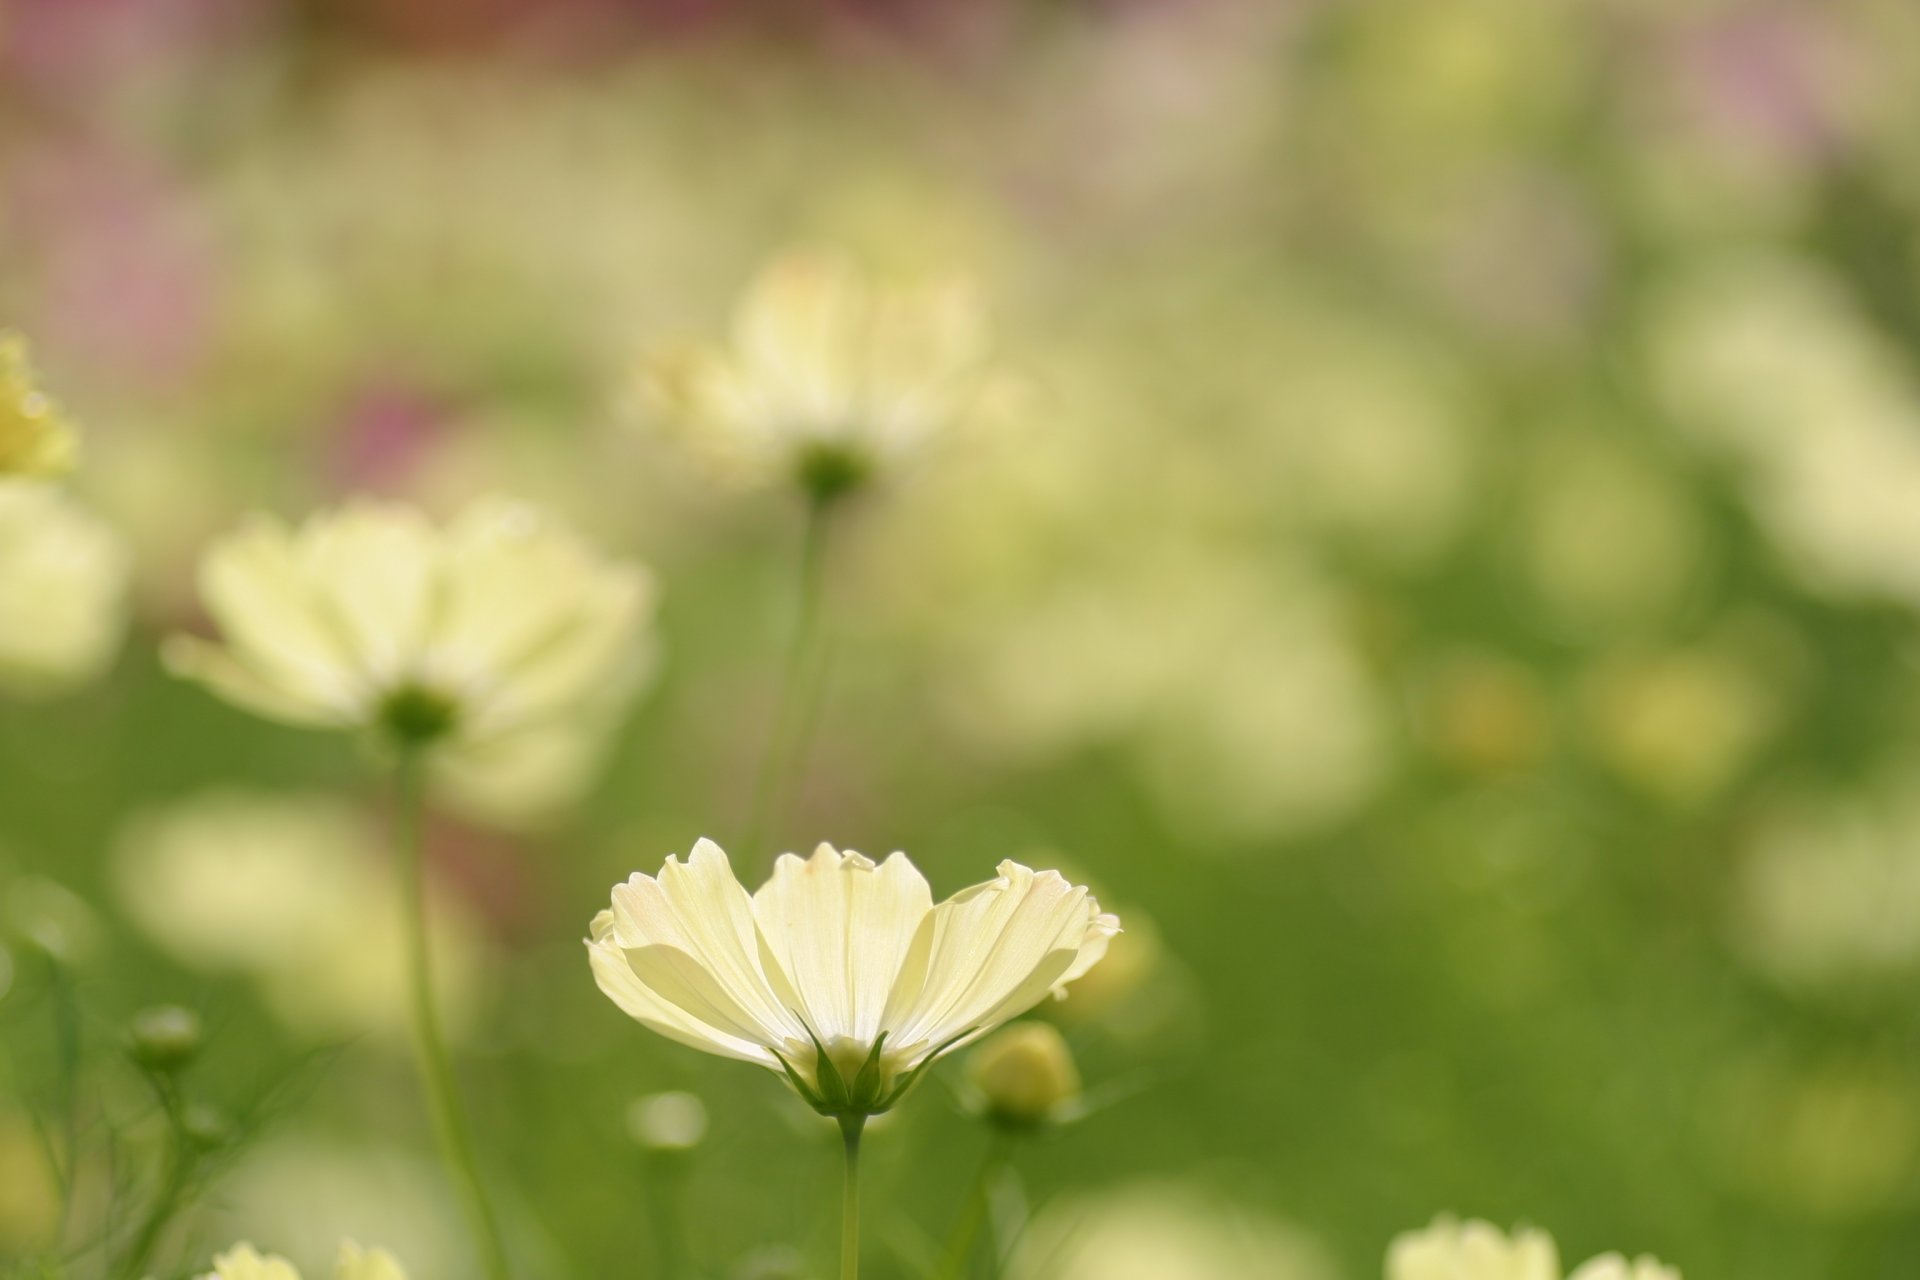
[935,1130,1016,1280]
[392,753,513,1280]
[114,1077,190,1280]
[740,493,837,859]
[47,958,81,1235]
[839,1116,865,1280]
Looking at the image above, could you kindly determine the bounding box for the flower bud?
[627,1091,707,1152]
[127,1005,203,1073]
[967,1022,1081,1129]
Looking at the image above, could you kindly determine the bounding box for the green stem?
[740,493,837,860]
[839,1116,865,1280]
[114,1077,191,1280]
[935,1130,1015,1280]
[393,753,512,1280]
[48,959,80,1235]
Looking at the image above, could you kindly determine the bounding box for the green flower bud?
[127,1005,203,1073]
[966,1022,1081,1129]
[181,1102,235,1150]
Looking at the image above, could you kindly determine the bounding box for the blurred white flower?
[1731,776,1920,991]
[165,497,654,773]
[1007,1182,1338,1280]
[588,839,1117,1115]
[0,480,128,696]
[640,248,997,500]
[0,333,78,478]
[198,1241,407,1280]
[113,791,479,1043]
[1388,1218,1679,1280]
[1389,1217,1559,1280]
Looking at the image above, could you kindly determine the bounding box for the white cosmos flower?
[165,497,653,757]
[1388,1219,1681,1280]
[640,249,995,500]
[588,839,1118,1115]
[1388,1218,1560,1280]
[199,1241,406,1280]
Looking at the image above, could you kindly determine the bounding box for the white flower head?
[588,839,1118,1117]
[1388,1217,1560,1280]
[0,480,128,697]
[165,496,654,762]
[641,248,995,501]
[0,332,78,478]
[1566,1258,1681,1280]
[197,1241,408,1280]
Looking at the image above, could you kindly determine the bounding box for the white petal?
[335,1242,408,1280]
[197,516,369,712]
[588,925,776,1068]
[751,845,933,1044]
[301,501,437,686]
[883,861,1111,1056]
[605,839,802,1046]
[163,635,356,727]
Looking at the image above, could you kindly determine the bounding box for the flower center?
[378,683,461,749]
[794,438,872,504]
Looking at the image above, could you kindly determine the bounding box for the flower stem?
[741,492,837,860]
[392,753,512,1280]
[839,1115,865,1280]
[114,1076,190,1280]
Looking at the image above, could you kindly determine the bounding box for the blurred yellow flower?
[0,333,78,478]
[198,1241,407,1280]
[165,497,653,762]
[640,249,994,500]
[0,481,128,696]
[1388,1218,1680,1280]
[588,839,1117,1116]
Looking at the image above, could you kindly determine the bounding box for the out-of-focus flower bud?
[127,1005,204,1073]
[967,1022,1082,1129]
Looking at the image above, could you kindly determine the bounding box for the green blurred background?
[6,0,1920,1276]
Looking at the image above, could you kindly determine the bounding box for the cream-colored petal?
[197,516,369,712]
[1568,1256,1681,1280]
[607,839,803,1045]
[1386,1218,1560,1280]
[301,502,438,686]
[1053,911,1123,994]
[199,1243,304,1280]
[335,1242,408,1280]
[423,498,652,734]
[163,635,354,727]
[883,861,1111,1055]
[751,845,934,1044]
[587,922,774,1067]
[736,249,864,428]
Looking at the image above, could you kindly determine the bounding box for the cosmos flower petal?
[302,501,438,686]
[197,1244,303,1280]
[751,845,933,1045]
[609,839,803,1042]
[162,635,351,726]
[1387,1217,1561,1280]
[196,516,370,709]
[736,249,864,426]
[334,1242,409,1280]
[887,862,1110,1050]
[1568,1256,1682,1280]
[587,917,775,1068]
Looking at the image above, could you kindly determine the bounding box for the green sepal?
[770,1046,829,1114]
[849,1032,890,1110]
[800,1020,852,1113]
